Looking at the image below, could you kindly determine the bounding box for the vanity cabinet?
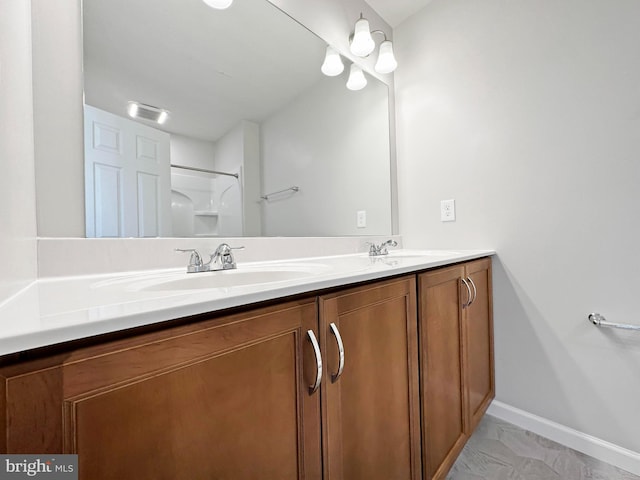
[418,264,467,480]
[318,276,422,480]
[463,258,494,434]
[0,257,493,480]
[0,299,322,480]
[418,257,494,480]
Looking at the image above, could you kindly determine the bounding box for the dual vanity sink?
[97,249,465,293]
[0,247,493,356]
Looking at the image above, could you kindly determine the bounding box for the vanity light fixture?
[321,46,344,76]
[346,64,367,91]
[349,14,398,74]
[350,14,375,57]
[374,37,398,74]
[202,0,233,9]
[127,101,170,125]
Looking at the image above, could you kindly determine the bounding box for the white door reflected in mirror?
[84,105,172,237]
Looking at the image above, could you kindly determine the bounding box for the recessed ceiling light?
[127,101,170,125]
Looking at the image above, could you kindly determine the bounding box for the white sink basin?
[102,263,332,293]
[89,250,468,295]
[132,269,312,292]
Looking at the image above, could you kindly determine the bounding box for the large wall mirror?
[82,0,392,238]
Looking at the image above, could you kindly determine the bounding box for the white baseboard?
[487,400,640,477]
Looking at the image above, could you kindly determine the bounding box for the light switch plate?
[357,210,367,228]
[441,199,456,222]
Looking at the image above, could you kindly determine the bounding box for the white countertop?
[0,249,494,356]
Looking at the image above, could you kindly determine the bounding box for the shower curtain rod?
[171,164,239,179]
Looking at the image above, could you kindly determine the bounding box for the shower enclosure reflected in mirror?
[82,0,392,238]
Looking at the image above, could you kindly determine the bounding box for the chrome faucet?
[175,243,244,273]
[210,243,242,270]
[367,239,398,256]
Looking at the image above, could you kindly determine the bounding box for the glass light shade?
[321,46,344,76]
[350,18,375,57]
[346,64,367,91]
[202,0,233,9]
[374,40,398,74]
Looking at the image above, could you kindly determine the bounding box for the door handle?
[467,277,477,306]
[329,323,345,382]
[307,330,322,394]
[461,277,472,309]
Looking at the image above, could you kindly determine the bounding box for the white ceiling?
[364,0,434,28]
[83,0,326,142]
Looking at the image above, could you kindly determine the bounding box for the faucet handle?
[213,244,245,255]
[379,239,398,255]
[211,244,245,270]
[175,248,203,266]
[366,239,397,256]
[365,242,379,255]
[175,248,208,273]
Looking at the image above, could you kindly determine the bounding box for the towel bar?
[261,186,299,200]
[588,313,640,331]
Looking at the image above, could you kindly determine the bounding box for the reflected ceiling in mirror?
[82,0,392,238]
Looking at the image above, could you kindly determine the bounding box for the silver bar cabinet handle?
[461,277,472,308]
[329,322,345,382]
[468,277,477,306]
[307,330,322,394]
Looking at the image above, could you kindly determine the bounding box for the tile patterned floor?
[447,415,640,480]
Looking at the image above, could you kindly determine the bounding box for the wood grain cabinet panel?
[418,258,494,480]
[419,265,467,480]
[0,299,321,480]
[319,276,422,480]
[463,258,495,434]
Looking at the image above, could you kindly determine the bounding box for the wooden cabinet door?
[319,277,422,480]
[0,299,321,480]
[418,265,467,480]
[463,257,494,434]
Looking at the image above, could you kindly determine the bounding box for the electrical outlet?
[357,210,367,228]
[441,199,456,222]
